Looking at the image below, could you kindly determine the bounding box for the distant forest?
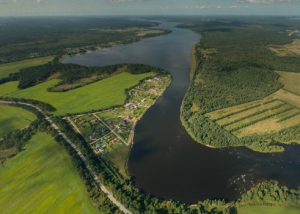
[0,17,165,63]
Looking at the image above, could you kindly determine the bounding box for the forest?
[180,17,300,151]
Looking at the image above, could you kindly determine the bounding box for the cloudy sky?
[0,0,299,16]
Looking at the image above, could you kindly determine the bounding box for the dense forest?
[0,17,169,63]
[180,17,300,150]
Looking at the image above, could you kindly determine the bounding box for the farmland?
[0,132,98,214]
[205,70,300,139]
[0,56,54,79]
[0,105,36,138]
[0,72,154,115]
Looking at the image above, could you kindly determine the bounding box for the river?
[63,20,300,204]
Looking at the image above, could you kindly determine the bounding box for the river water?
[63,21,300,204]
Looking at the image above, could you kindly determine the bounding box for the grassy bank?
[0,132,99,214]
[237,206,300,214]
[0,105,36,138]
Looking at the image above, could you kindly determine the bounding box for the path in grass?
[0,72,154,115]
[0,132,99,214]
[0,56,54,79]
[237,206,300,214]
[0,105,36,138]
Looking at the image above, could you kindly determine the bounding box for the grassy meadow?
[0,72,154,115]
[237,206,300,214]
[106,143,130,178]
[0,56,54,79]
[0,132,99,214]
[0,105,36,138]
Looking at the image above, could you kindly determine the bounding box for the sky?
[0,0,299,17]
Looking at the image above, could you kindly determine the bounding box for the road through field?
[0,100,131,214]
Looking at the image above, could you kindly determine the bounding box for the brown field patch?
[276,71,300,95]
[233,112,300,137]
[190,103,199,112]
[205,99,274,121]
[224,104,293,131]
[268,39,300,56]
[270,89,300,108]
[216,100,283,126]
[276,108,300,120]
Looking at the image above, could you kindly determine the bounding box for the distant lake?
[63,20,300,204]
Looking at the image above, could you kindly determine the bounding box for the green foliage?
[0,56,54,79]
[0,132,100,214]
[0,105,36,138]
[180,17,300,150]
[237,180,300,208]
[0,17,164,63]
[237,206,300,214]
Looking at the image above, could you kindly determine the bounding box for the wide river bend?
[63,21,300,204]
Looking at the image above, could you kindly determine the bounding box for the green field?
[0,105,36,138]
[0,56,54,79]
[237,206,300,214]
[106,143,130,178]
[0,72,154,115]
[0,132,98,214]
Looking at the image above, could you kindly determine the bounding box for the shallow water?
[63,21,300,203]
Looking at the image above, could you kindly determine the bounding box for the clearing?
[276,70,300,95]
[0,105,36,138]
[268,39,300,56]
[0,72,154,115]
[237,206,300,214]
[0,56,54,79]
[0,132,98,214]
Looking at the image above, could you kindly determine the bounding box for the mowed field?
[0,132,98,214]
[237,206,300,214]
[277,71,300,95]
[0,105,36,138]
[0,56,54,79]
[0,72,154,115]
[205,71,300,138]
[268,39,300,56]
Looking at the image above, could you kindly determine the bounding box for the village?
[66,74,171,156]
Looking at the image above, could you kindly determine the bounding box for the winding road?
[0,100,131,214]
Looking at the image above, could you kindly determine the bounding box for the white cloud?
[108,0,152,3]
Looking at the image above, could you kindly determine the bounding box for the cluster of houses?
[93,135,119,155]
